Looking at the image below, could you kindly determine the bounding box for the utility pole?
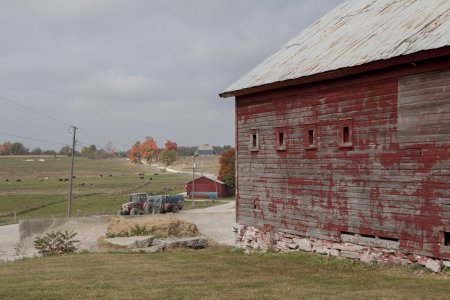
[68,126,77,217]
[192,153,199,207]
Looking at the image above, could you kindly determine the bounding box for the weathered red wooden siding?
[235,57,450,259]
[186,177,227,198]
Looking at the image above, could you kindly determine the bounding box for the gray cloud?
[0,0,340,151]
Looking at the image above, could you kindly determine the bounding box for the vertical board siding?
[186,177,227,198]
[236,65,450,259]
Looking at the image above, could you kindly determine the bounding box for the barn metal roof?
[186,175,225,185]
[220,0,450,97]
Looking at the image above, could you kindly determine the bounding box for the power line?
[76,140,108,152]
[0,93,117,147]
[0,130,68,146]
[76,141,96,147]
[76,140,88,145]
[0,94,74,128]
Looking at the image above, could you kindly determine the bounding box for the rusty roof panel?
[221,0,450,97]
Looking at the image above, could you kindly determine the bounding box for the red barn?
[186,175,228,199]
[220,0,450,270]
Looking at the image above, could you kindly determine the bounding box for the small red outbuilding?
[185,175,228,199]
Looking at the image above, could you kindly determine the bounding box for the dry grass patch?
[174,156,219,175]
[96,236,127,250]
[106,216,199,238]
[1,247,450,299]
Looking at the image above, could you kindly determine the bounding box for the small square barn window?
[339,119,353,148]
[309,129,314,145]
[304,124,317,149]
[444,231,450,246]
[250,129,259,152]
[276,127,286,151]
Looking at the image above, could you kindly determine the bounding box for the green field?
[0,156,193,224]
[1,156,450,299]
[1,247,450,299]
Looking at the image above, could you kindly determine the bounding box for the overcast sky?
[0,0,340,151]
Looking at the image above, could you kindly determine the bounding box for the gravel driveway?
[175,201,236,245]
[0,201,236,261]
[0,224,19,258]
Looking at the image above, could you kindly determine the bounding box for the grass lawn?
[1,247,449,299]
[0,156,205,224]
[182,200,231,210]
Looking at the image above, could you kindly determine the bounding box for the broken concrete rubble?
[160,236,208,249]
[106,236,155,249]
[425,258,442,273]
[236,225,447,273]
[293,238,312,252]
[340,250,359,259]
[100,236,208,253]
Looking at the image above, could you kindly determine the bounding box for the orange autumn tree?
[0,142,11,155]
[140,136,158,162]
[161,140,178,165]
[128,141,141,163]
[164,140,177,151]
[218,148,235,188]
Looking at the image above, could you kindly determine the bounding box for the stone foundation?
[235,225,447,273]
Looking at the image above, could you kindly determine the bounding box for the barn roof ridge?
[220,0,450,98]
[186,174,225,185]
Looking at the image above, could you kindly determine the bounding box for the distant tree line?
[0,141,57,156]
[177,146,197,157]
[128,137,178,165]
[177,145,233,156]
[0,141,118,159]
[0,140,234,162]
[127,137,233,165]
[213,145,233,155]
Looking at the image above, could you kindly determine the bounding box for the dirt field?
[168,156,219,175]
